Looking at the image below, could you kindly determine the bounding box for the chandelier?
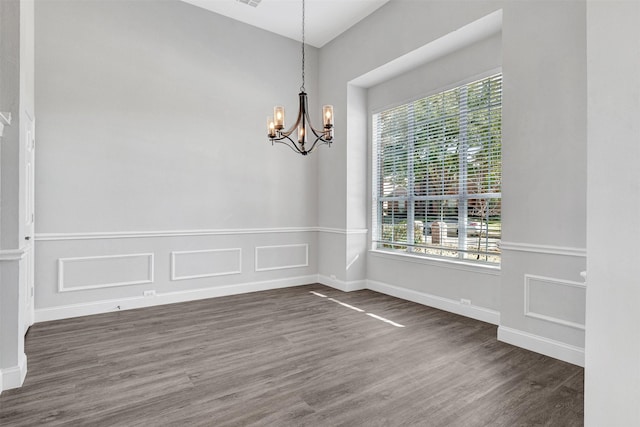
[266,0,334,155]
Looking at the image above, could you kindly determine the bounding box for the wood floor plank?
[0,284,583,426]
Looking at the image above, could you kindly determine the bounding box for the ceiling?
[181,0,390,48]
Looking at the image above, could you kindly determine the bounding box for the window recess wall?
[312,0,586,366]
[364,31,503,316]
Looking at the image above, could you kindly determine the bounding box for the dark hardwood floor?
[0,285,583,426]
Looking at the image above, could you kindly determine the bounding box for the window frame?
[371,70,502,267]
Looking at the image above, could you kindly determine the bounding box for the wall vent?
[236,0,261,7]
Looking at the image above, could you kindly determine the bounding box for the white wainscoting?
[36,275,318,322]
[524,274,586,330]
[255,244,309,272]
[35,228,319,322]
[58,253,154,292]
[499,241,586,367]
[171,248,242,281]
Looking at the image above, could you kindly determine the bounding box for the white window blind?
[373,73,502,264]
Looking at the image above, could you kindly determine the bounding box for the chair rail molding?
[316,227,368,235]
[36,227,368,242]
[0,248,27,262]
[0,112,11,138]
[500,241,586,257]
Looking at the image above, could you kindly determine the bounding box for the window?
[373,73,502,265]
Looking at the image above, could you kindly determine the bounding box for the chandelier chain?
[301,0,305,92]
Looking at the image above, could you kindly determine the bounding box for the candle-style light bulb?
[267,117,276,138]
[274,106,285,129]
[322,105,334,127]
[298,124,306,143]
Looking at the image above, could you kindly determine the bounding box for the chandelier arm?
[305,135,331,154]
[275,139,305,155]
[304,109,329,137]
[272,135,305,154]
[308,125,328,138]
[270,132,329,155]
[277,127,296,139]
[305,138,322,154]
[303,107,332,140]
[278,92,307,137]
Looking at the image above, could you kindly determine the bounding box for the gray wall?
[318,0,586,364]
[0,0,34,392]
[498,0,586,362]
[34,0,587,366]
[585,1,640,424]
[34,0,321,319]
[22,0,640,419]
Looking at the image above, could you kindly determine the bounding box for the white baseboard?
[366,279,500,325]
[497,326,584,367]
[32,273,583,369]
[0,352,27,393]
[317,274,367,292]
[35,275,318,323]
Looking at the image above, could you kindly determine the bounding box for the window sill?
[368,249,501,276]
